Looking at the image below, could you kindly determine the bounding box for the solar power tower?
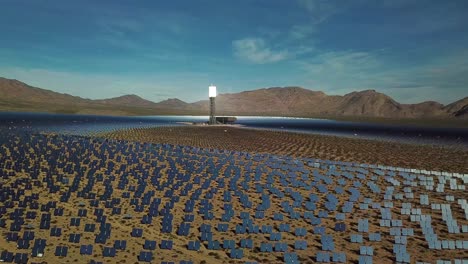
[209,84,217,125]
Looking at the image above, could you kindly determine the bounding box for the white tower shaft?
[209,85,217,125]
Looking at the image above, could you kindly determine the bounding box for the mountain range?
[0,77,466,120]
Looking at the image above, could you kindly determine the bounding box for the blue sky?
[1,0,467,104]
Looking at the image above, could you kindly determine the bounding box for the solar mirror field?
[0,131,467,263]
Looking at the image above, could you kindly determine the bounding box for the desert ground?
[0,127,467,264]
[101,126,468,173]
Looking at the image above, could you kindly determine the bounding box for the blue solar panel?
[360,246,374,256]
[294,240,307,250]
[17,239,30,249]
[217,223,229,232]
[55,246,68,257]
[13,253,28,263]
[143,240,157,250]
[309,193,320,202]
[183,214,195,222]
[321,234,335,251]
[294,227,307,236]
[200,231,213,241]
[260,242,273,253]
[284,252,298,264]
[1,129,466,264]
[358,219,369,232]
[70,217,80,226]
[114,240,127,250]
[229,249,244,259]
[333,252,346,263]
[187,240,201,251]
[138,251,153,262]
[221,239,234,249]
[335,223,346,232]
[26,211,37,219]
[0,251,14,262]
[235,224,246,234]
[240,238,253,249]
[316,251,330,262]
[141,215,153,224]
[131,228,143,237]
[160,240,173,250]
[255,211,265,219]
[314,226,326,235]
[269,232,282,241]
[31,247,45,257]
[84,224,96,232]
[359,255,373,264]
[274,242,288,252]
[80,245,93,255]
[369,233,381,242]
[249,225,260,234]
[50,227,62,237]
[259,225,271,234]
[200,223,212,232]
[177,223,191,236]
[207,240,221,250]
[240,211,250,219]
[102,247,116,257]
[78,209,87,217]
[279,223,290,232]
[94,234,107,244]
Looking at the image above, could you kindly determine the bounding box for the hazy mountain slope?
[0,77,466,119]
[95,95,158,108]
[443,97,468,118]
[333,90,402,117]
[0,77,90,104]
[400,101,446,118]
[193,87,333,115]
[154,98,190,109]
[191,88,454,119]
[0,77,165,115]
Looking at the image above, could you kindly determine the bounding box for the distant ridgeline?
[1,77,467,119]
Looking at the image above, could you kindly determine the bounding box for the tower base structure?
[209,97,216,125]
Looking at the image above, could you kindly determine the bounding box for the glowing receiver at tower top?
[209,85,217,98]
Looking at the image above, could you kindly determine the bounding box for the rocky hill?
[0,77,466,119]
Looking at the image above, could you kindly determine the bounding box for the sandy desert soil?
[1,128,467,264]
[101,126,468,174]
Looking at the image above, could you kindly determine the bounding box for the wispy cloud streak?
[232,38,289,64]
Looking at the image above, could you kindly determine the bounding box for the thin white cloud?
[232,38,289,64]
[301,51,380,76]
[284,0,346,49]
[289,25,316,40]
[286,0,339,43]
[92,9,191,52]
[297,0,344,24]
[297,49,468,104]
[97,18,143,37]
